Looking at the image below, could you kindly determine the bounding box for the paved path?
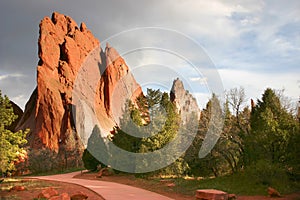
[30,172,174,200]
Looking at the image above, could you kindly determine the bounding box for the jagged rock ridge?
[16,12,142,157]
[170,78,200,123]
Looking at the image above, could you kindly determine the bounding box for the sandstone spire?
[16,12,142,159]
[170,78,200,123]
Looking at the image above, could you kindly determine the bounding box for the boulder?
[38,187,59,199]
[70,192,88,200]
[228,194,236,200]
[49,193,71,200]
[195,189,228,200]
[268,187,281,197]
[9,185,26,192]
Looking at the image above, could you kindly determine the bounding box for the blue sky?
[0,0,299,110]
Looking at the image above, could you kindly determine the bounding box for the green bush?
[82,149,100,171]
[246,160,288,186]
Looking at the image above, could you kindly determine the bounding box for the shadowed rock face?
[16,12,142,155]
[7,101,23,132]
[170,78,200,123]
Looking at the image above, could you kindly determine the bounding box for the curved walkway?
[30,171,174,200]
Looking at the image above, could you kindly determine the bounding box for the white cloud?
[190,77,208,85]
[0,73,24,81]
[218,68,300,103]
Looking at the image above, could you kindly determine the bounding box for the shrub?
[82,149,100,171]
[246,160,288,186]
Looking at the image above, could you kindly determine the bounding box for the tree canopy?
[0,90,28,174]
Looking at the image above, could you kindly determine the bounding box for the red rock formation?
[16,12,99,153]
[99,43,142,125]
[16,12,143,158]
[170,78,200,123]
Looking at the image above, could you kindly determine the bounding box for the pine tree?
[246,88,298,165]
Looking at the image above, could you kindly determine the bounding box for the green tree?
[185,94,227,177]
[82,149,100,171]
[246,88,298,165]
[112,89,186,176]
[0,90,28,174]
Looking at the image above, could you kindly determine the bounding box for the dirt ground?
[74,172,300,200]
[0,173,299,200]
[0,179,104,200]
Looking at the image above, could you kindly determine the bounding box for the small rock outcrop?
[170,78,200,123]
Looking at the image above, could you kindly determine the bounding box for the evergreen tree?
[0,90,28,174]
[112,89,186,175]
[246,88,298,165]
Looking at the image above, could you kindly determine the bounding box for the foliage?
[184,87,299,180]
[82,149,100,171]
[246,88,299,166]
[112,89,185,176]
[246,160,288,186]
[83,86,300,184]
[27,148,58,174]
[0,90,29,174]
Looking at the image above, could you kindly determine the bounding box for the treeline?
[84,87,299,183]
[186,88,299,183]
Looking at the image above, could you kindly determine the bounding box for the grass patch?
[155,171,300,196]
[0,178,54,191]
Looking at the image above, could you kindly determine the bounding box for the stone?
[228,194,236,200]
[170,78,200,123]
[15,12,143,164]
[49,193,71,200]
[268,187,281,197]
[97,167,114,178]
[70,192,88,200]
[38,187,59,199]
[166,183,176,187]
[195,189,228,200]
[9,185,26,192]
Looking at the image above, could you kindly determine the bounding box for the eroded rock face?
[170,78,200,123]
[16,12,142,157]
[7,101,23,132]
[100,43,143,125]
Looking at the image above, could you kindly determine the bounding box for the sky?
[0,0,299,110]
